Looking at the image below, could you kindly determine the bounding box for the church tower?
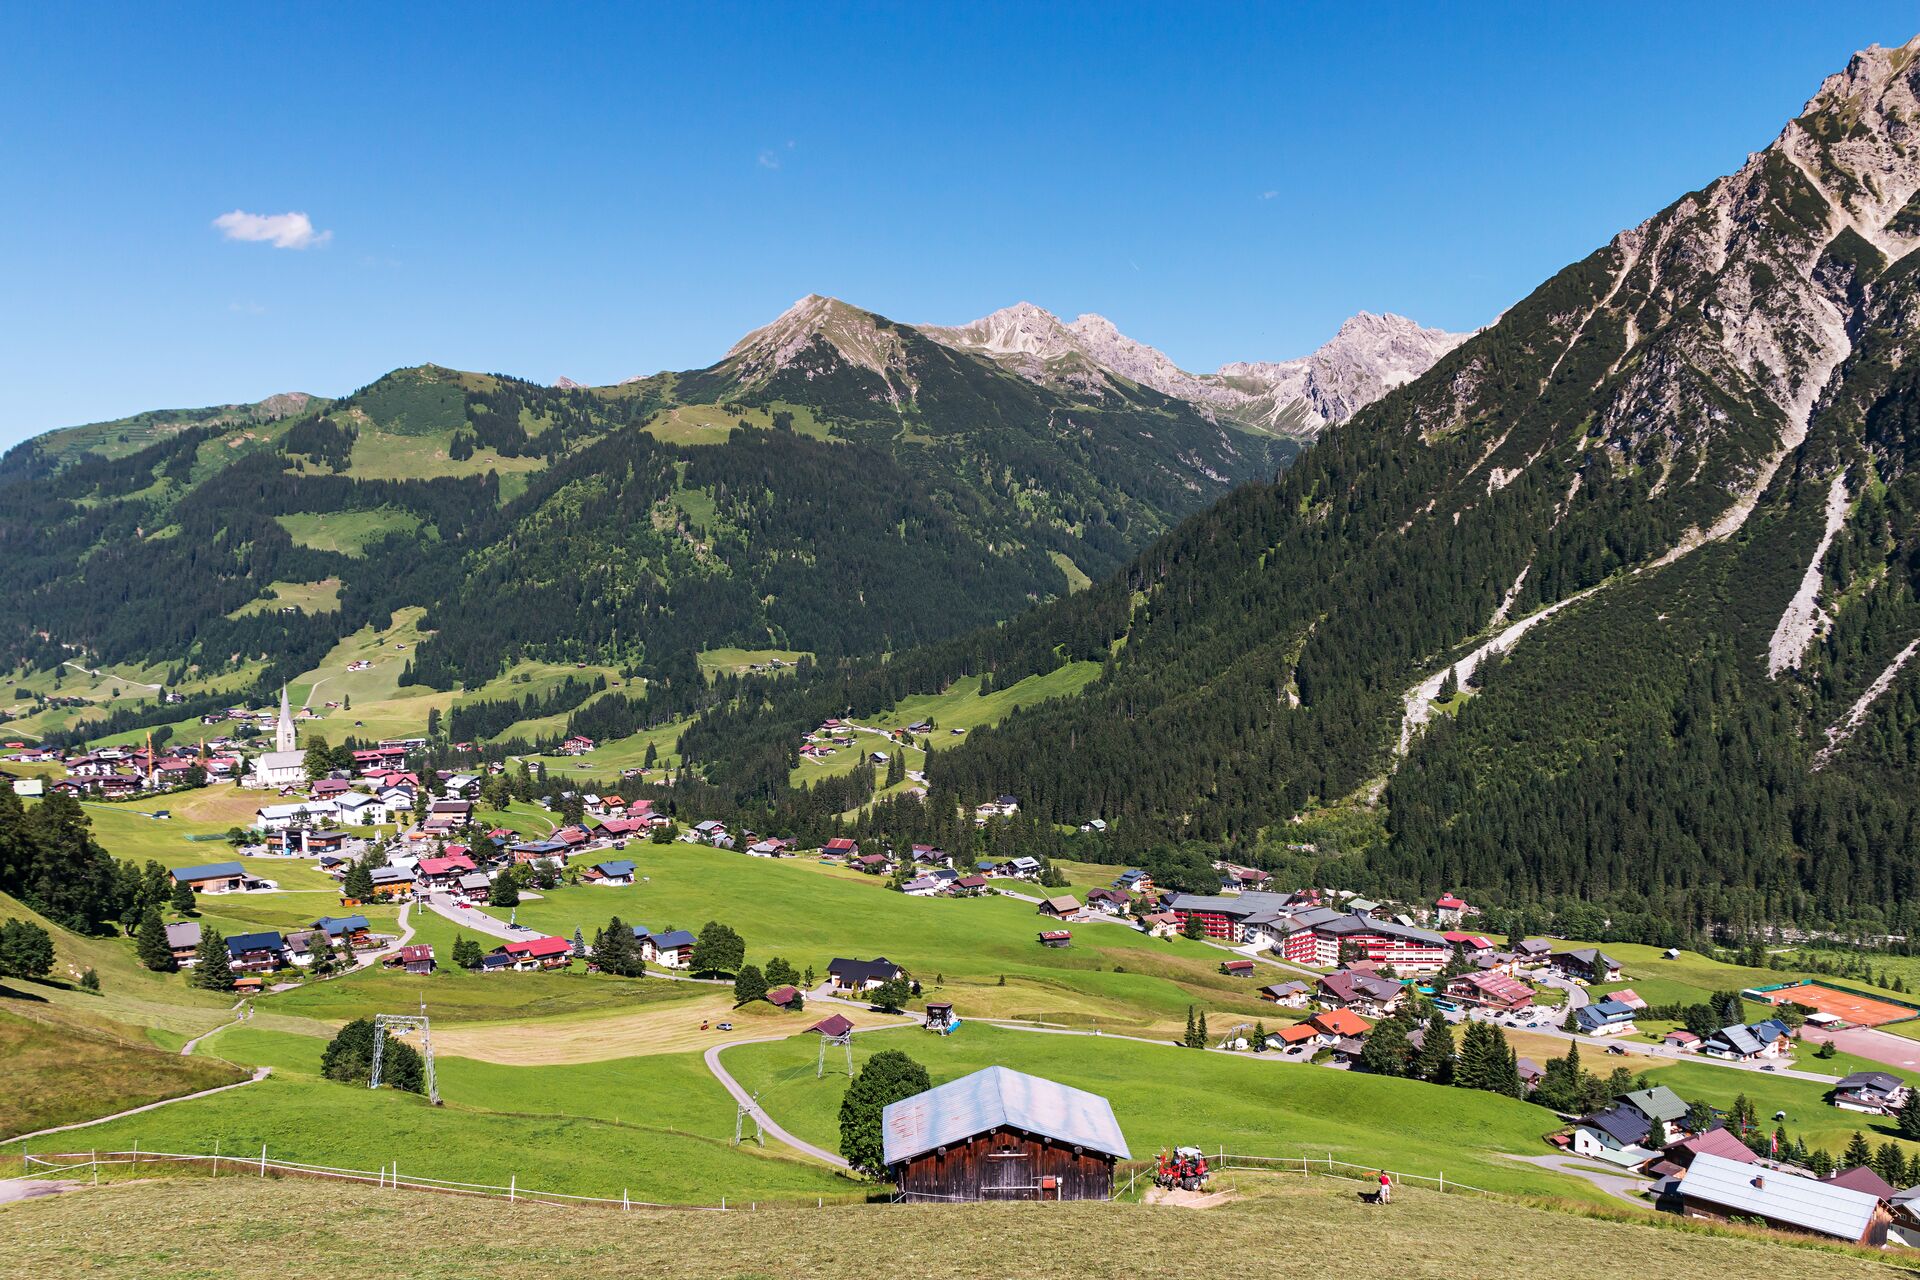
[275,684,297,753]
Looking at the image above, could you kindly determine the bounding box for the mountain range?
[690,36,1920,939]
[0,292,1457,718]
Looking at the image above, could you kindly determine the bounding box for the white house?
[254,800,339,832]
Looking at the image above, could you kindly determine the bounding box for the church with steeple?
[248,683,308,789]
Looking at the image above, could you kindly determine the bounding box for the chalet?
[170,861,253,895]
[164,920,202,967]
[367,865,414,898]
[1262,980,1311,1007]
[1700,1019,1793,1061]
[554,824,591,850]
[332,792,389,826]
[268,827,348,857]
[595,817,650,842]
[1220,958,1256,978]
[809,1013,856,1037]
[829,956,902,992]
[582,859,637,886]
[1441,930,1496,955]
[1516,1057,1545,1091]
[310,777,352,799]
[691,819,730,845]
[1140,910,1181,938]
[1832,1070,1910,1115]
[509,839,569,864]
[1444,970,1535,1013]
[1551,948,1623,983]
[1648,1125,1755,1178]
[415,853,478,889]
[822,837,859,860]
[1514,938,1553,962]
[952,874,990,896]
[1112,869,1155,895]
[645,928,696,969]
[883,1066,1128,1202]
[1570,1106,1659,1166]
[1037,930,1072,948]
[901,875,947,897]
[1084,888,1130,916]
[767,984,803,1009]
[384,944,435,975]
[1037,895,1081,919]
[282,929,322,966]
[1825,1165,1901,1201]
[225,930,286,974]
[311,915,372,948]
[1616,1086,1691,1147]
[454,871,492,900]
[1662,1152,1888,1245]
[495,935,573,971]
[1571,999,1639,1037]
[559,735,596,756]
[855,853,892,875]
[1317,969,1404,1016]
[1433,893,1472,925]
[1307,1008,1369,1040]
[1663,1029,1701,1051]
[1269,1023,1320,1051]
[973,796,1020,822]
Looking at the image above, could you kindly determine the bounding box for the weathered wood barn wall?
[893,1124,1115,1202]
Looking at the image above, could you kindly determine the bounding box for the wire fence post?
[260,1145,267,1178]
[509,1173,516,1204]
[212,1139,220,1178]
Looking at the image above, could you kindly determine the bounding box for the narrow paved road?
[1799,1023,1920,1072]
[702,1038,852,1168]
[423,893,524,941]
[2,1068,271,1146]
[1505,1152,1651,1206]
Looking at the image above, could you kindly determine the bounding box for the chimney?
[1751,1176,1766,1190]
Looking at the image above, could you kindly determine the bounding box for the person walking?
[1376,1170,1392,1205]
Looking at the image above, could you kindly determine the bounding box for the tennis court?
[1765,981,1916,1027]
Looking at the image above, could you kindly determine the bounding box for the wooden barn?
[882,1066,1130,1202]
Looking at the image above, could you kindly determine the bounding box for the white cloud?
[212,209,331,250]
[1260,190,1279,200]
[757,149,781,170]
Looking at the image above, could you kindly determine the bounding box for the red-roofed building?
[416,853,477,888]
[1444,969,1535,1012]
[1309,1008,1370,1039]
[822,837,858,858]
[384,943,435,975]
[1442,930,1495,952]
[1435,893,1472,925]
[497,935,572,970]
[809,1013,855,1037]
[767,984,802,1009]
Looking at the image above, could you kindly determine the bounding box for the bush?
[321,1018,424,1093]
[838,1050,930,1174]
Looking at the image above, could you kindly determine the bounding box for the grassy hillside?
[0,1174,1894,1280]
[0,1009,245,1139]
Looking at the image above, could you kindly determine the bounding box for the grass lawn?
[18,1062,848,1206]
[465,846,1283,1036]
[345,426,546,483]
[0,1007,246,1140]
[696,647,810,680]
[1637,1057,1919,1163]
[1,1174,1897,1280]
[722,1021,1595,1201]
[528,715,692,775]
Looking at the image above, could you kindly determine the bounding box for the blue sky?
[2,2,1915,446]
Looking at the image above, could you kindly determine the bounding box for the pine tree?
[733,964,769,1005]
[1358,1019,1412,1076]
[189,928,234,990]
[1416,1010,1455,1083]
[1845,1130,1874,1169]
[170,879,197,914]
[1184,1005,1197,1048]
[342,862,375,902]
[1899,1092,1920,1143]
[135,906,175,972]
[1195,1011,1209,1047]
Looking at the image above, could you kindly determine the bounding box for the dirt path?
[179,1003,251,1056]
[0,1179,82,1204]
[1,1068,270,1146]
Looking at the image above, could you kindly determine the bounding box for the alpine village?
[9,16,1920,1280]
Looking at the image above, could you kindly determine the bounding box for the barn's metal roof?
[882,1066,1130,1166]
[1679,1152,1878,1240]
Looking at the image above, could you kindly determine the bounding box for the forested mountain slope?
[708,38,1920,937]
[0,300,1293,719]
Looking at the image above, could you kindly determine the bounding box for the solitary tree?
[170,878,198,914]
[189,928,235,990]
[489,871,520,908]
[0,919,55,980]
[321,1019,423,1093]
[869,976,912,1012]
[838,1050,931,1174]
[136,906,176,972]
[734,964,769,1005]
[1182,913,1206,941]
[451,934,484,970]
[1358,1019,1412,1076]
[690,921,745,977]
[765,956,800,988]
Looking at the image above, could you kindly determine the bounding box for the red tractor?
[1155,1146,1210,1191]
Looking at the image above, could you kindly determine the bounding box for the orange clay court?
[1764,981,1916,1027]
